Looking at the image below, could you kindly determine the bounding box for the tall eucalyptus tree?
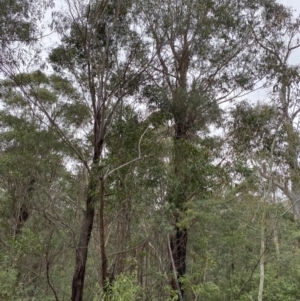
[137,0,286,298]
[228,4,300,216]
[252,4,300,218]
[227,4,300,300]
[49,1,149,300]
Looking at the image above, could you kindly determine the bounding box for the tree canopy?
[1,0,300,300]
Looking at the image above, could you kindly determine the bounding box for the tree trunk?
[72,135,102,301]
[71,181,96,301]
[258,209,265,301]
[169,123,189,300]
[99,178,108,289]
[15,179,35,236]
[273,228,280,259]
[15,204,30,236]
[170,226,187,300]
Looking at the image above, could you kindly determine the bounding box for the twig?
[280,197,300,217]
[46,259,60,301]
[104,125,151,179]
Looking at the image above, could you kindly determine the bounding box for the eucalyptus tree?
[250,4,300,218]
[49,1,149,300]
[0,71,83,300]
[137,0,285,298]
[227,100,300,301]
[227,5,300,300]
[228,2,300,228]
[0,0,148,299]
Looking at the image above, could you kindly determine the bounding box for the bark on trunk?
[169,122,189,300]
[15,179,35,236]
[71,106,104,300]
[71,187,95,301]
[72,148,100,300]
[273,228,280,259]
[99,178,108,289]
[258,213,265,301]
[15,205,30,236]
[170,226,187,300]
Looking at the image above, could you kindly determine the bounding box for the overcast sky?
[279,0,300,12]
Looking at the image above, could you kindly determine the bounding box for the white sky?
[246,0,300,103]
[279,0,300,12]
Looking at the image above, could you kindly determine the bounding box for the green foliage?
[0,0,31,45]
[229,101,279,154]
[99,273,142,301]
[0,0,54,48]
[1,1,300,301]
[0,253,19,301]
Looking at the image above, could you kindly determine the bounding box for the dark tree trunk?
[15,179,35,236]
[169,122,189,300]
[71,187,95,301]
[15,205,30,235]
[170,226,188,299]
[99,178,108,289]
[71,137,102,301]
